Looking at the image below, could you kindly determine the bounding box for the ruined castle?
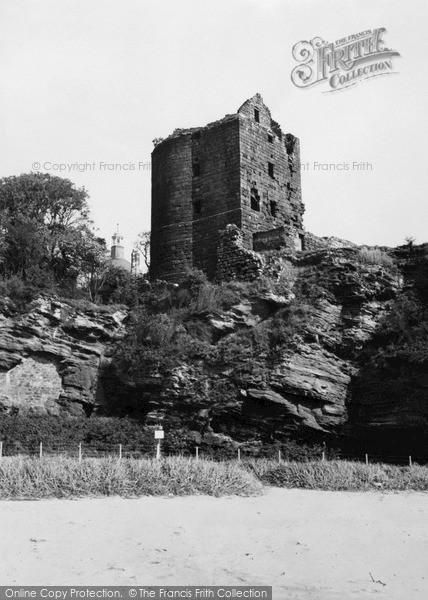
[150,94,305,282]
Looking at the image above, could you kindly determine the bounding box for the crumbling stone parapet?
[304,232,356,252]
[217,224,264,281]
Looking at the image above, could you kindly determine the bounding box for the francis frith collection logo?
[291,28,400,92]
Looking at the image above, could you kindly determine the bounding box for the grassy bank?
[245,459,428,492]
[0,456,262,499]
[1,457,427,499]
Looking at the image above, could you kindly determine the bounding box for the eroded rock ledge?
[0,298,127,416]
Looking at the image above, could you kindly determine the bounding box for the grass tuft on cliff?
[0,456,262,499]
[246,459,428,491]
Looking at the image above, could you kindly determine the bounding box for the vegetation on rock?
[0,173,148,305]
[0,173,106,299]
[109,245,428,458]
[0,176,426,461]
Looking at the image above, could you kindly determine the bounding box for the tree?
[0,172,105,295]
[0,172,89,229]
[135,231,150,271]
[1,215,47,280]
[53,227,109,299]
[96,265,149,305]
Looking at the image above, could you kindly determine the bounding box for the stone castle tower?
[150,94,305,281]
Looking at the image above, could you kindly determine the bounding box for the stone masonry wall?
[0,298,128,417]
[151,118,242,280]
[217,224,264,281]
[191,116,241,278]
[150,94,305,282]
[151,135,193,282]
[0,356,63,415]
[304,231,356,252]
[238,94,304,252]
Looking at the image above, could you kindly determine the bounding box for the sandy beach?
[0,488,427,599]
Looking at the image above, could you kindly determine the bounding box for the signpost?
[155,427,164,460]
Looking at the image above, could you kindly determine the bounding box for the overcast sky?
[1,0,426,258]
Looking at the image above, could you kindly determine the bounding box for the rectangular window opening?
[250,187,260,212]
[254,108,260,123]
[268,134,273,143]
[270,201,278,217]
[268,162,274,178]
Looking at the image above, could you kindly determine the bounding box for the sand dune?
[0,489,427,599]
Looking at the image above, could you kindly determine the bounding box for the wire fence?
[0,440,425,466]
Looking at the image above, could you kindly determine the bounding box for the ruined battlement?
[150,94,305,282]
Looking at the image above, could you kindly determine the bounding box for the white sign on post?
[154,430,164,439]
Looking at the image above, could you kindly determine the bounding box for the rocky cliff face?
[0,245,427,452]
[0,298,127,416]
[119,247,403,444]
[105,245,425,447]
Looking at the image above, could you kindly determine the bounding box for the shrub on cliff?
[173,268,242,314]
[263,302,311,353]
[360,293,428,369]
[113,264,316,379]
[96,266,148,306]
[114,309,215,377]
[0,415,155,455]
[0,275,38,310]
[361,244,428,370]
[357,247,395,267]
[113,270,245,375]
[352,247,428,421]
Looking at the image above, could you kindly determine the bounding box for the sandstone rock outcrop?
[0,298,127,416]
[107,247,409,440]
[0,245,427,452]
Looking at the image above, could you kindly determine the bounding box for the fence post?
[78,443,82,463]
[365,453,369,466]
[409,455,412,467]
[0,441,2,459]
[119,444,122,460]
[237,448,241,461]
[322,451,326,462]
[156,440,161,460]
[278,450,281,463]
[39,442,43,459]
[195,447,199,461]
